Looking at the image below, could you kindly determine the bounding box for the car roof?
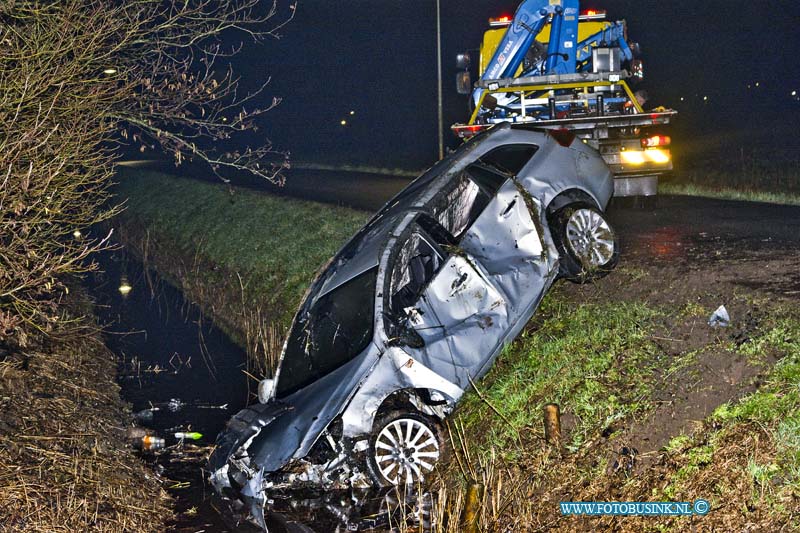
[312,124,547,299]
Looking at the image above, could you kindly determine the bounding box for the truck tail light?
[451,124,490,139]
[548,128,576,147]
[641,135,671,148]
[489,15,512,27]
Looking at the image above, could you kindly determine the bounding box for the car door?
[424,146,556,377]
[457,163,555,315]
[385,228,460,380]
[459,144,559,308]
[386,217,510,391]
[413,251,509,389]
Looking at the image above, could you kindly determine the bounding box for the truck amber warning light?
[621,148,670,165]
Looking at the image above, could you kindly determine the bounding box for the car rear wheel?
[551,204,618,283]
[367,412,442,487]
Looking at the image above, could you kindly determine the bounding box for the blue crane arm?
[575,21,632,65]
[473,0,580,107]
[518,20,633,77]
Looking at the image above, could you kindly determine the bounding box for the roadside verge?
[0,290,171,531]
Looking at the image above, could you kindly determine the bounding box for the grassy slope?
[435,271,800,532]
[455,293,661,458]
[114,169,369,374]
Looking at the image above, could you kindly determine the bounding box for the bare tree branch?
[0,0,293,345]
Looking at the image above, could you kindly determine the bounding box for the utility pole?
[436,0,444,160]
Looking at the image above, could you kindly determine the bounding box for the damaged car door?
[454,155,559,361]
[387,185,517,389]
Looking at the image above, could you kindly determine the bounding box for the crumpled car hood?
[211,345,379,474]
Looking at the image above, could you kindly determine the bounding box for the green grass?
[662,159,800,205]
[451,287,661,459]
[113,169,369,370]
[293,161,421,178]
[659,182,800,206]
[116,169,368,313]
[660,311,800,515]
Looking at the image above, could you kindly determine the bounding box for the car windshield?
[277,267,378,397]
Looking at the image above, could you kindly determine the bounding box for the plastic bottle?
[174,432,203,441]
[125,427,165,451]
[141,435,165,450]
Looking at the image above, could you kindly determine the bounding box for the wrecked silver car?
[209,122,618,515]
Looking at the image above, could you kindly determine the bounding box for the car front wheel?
[551,204,619,283]
[367,412,442,487]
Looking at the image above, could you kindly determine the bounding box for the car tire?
[550,204,619,283]
[367,411,443,488]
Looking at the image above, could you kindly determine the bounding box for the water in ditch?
[89,252,432,532]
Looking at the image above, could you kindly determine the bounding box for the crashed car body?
[210,122,618,510]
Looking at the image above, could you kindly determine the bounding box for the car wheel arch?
[545,188,602,217]
[372,387,455,425]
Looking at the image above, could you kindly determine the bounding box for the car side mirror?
[257,378,275,403]
[456,71,472,95]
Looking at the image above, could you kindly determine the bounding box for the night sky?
[238,1,800,169]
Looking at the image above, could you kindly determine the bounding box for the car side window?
[389,230,444,317]
[478,144,539,176]
[429,164,507,242]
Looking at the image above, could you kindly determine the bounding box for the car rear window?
[277,267,378,397]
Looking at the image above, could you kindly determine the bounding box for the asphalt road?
[276,169,800,266]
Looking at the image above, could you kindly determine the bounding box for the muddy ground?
[598,195,800,458]
[564,236,796,461]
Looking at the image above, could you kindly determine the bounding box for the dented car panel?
[247,345,380,473]
[210,123,617,515]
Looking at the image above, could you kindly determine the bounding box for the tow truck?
[452,0,676,197]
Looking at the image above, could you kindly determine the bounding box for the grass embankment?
[0,291,171,532]
[662,155,800,205]
[434,267,800,532]
[113,169,369,375]
[293,161,420,178]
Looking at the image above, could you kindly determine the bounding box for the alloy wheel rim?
[565,208,615,267]
[374,418,440,485]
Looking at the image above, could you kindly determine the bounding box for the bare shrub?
[0,0,292,346]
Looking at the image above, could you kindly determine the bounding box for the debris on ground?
[708,304,731,327]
